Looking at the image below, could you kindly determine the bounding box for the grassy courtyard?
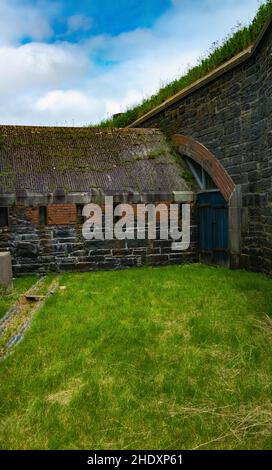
[0,264,272,450]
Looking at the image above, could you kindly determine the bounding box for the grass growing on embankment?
[0,264,272,449]
[97,1,272,128]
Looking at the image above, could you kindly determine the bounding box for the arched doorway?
[172,135,241,268]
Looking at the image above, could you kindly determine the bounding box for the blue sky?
[0,0,262,125]
[56,0,172,38]
[20,1,173,44]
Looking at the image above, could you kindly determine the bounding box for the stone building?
[130,18,272,276]
[0,18,271,276]
[0,126,195,275]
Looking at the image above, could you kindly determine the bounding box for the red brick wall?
[24,202,174,226]
[47,204,77,225]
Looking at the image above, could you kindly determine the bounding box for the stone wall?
[137,24,272,275]
[0,201,197,275]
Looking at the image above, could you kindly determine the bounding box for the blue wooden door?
[197,191,229,266]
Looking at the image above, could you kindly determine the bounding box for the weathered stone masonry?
[0,200,197,276]
[133,20,272,275]
[0,128,197,275]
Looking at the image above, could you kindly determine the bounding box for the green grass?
[96,1,272,128]
[0,264,272,450]
[0,276,37,320]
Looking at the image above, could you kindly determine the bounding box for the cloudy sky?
[0,0,263,126]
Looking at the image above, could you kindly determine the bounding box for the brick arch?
[172,134,235,201]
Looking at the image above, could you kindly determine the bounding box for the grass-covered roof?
[97,1,272,129]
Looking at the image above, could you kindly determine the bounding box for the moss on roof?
[96,1,272,128]
[0,126,190,194]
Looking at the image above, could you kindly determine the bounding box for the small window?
[185,157,217,190]
[0,207,8,227]
[76,204,84,224]
[39,206,47,225]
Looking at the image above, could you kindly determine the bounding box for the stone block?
[173,191,195,203]
[17,241,39,258]
[0,252,13,289]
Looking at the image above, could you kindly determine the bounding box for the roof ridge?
[0,125,161,133]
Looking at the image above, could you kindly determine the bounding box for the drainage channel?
[0,276,59,359]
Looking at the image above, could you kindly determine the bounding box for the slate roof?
[0,126,189,194]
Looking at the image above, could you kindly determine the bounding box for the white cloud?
[0,0,262,126]
[35,90,103,122]
[0,0,55,45]
[0,42,89,95]
[67,14,93,34]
